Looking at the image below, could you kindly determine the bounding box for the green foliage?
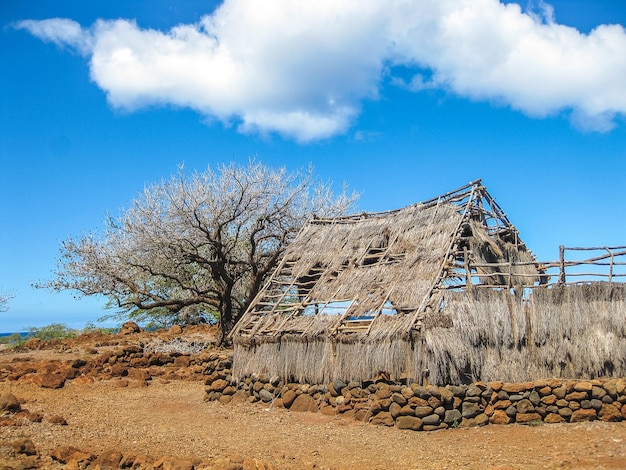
[26,323,78,341]
[0,333,27,348]
[82,321,118,335]
[99,302,218,330]
[0,322,119,350]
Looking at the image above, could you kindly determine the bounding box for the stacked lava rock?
[205,361,626,432]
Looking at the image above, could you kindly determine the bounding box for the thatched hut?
[231,180,626,385]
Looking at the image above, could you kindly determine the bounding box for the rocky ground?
[1,324,626,469]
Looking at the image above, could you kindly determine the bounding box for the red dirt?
[1,327,625,469]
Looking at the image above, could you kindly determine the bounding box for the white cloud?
[15,18,92,55]
[16,0,626,140]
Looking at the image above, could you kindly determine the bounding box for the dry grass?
[234,283,626,385]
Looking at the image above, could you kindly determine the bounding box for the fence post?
[559,245,565,284]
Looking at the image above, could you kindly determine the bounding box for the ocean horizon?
[0,332,28,338]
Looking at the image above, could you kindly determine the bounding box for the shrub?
[26,323,77,341]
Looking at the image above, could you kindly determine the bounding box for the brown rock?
[409,396,429,407]
[355,409,373,422]
[396,415,423,430]
[591,386,607,399]
[540,395,557,405]
[68,450,94,467]
[459,417,480,428]
[493,399,512,410]
[0,392,21,412]
[413,405,433,419]
[48,415,68,425]
[516,399,535,414]
[290,393,315,412]
[168,324,183,335]
[438,387,454,404]
[174,355,192,367]
[31,373,66,389]
[516,413,542,424]
[219,394,232,404]
[570,409,597,422]
[427,396,442,408]
[502,382,533,393]
[558,407,573,418]
[573,381,593,392]
[603,380,618,397]
[371,411,394,426]
[553,385,567,399]
[229,390,249,405]
[12,438,37,456]
[537,386,553,396]
[389,402,402,418]
[375,384,392,400]
[282,389,297,408]
[462,401,482,419]
[565,391,588,401]
[130,356,150,367]
[25,411,43,423]
[73,375,95,385]
[120,321,141,335]
[51,446,83,463]
[489,381,504,391]
[599,403,622,422]
[474,413,489,426]
[210,379,229,392]
[544,413,566,424]
[127,368,151,381]
[110,363,128,377]
[422,413,441,426]
[489,410,511,425]
[152,456,194,470]
[569,401,581,410]
[94,450,123,470]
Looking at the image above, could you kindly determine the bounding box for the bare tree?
[40,161,357,339]
[0,290,14,313]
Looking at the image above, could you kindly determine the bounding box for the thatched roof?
[231,180,539,342]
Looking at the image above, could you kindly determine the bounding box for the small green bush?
[26,323,78,341]
[82,322,118,335]
[0,333,28,348]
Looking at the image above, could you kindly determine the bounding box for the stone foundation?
[204,355,626,431]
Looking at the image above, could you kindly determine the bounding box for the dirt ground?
[1,329,626,469]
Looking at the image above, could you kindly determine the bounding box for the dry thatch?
[424,284,626,384]
[231,180,625,385]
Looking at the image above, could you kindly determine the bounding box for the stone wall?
[204,354,626,431]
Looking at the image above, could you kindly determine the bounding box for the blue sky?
[1,0,626,332]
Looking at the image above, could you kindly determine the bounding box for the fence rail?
[463,245,626,288]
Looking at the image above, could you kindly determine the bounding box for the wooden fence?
[466,245,626,288]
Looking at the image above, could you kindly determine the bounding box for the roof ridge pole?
[403,182,481,335]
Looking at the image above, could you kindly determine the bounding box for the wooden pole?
[607,247,614,285]
[559,245,565,284]
[464,248,473,289]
